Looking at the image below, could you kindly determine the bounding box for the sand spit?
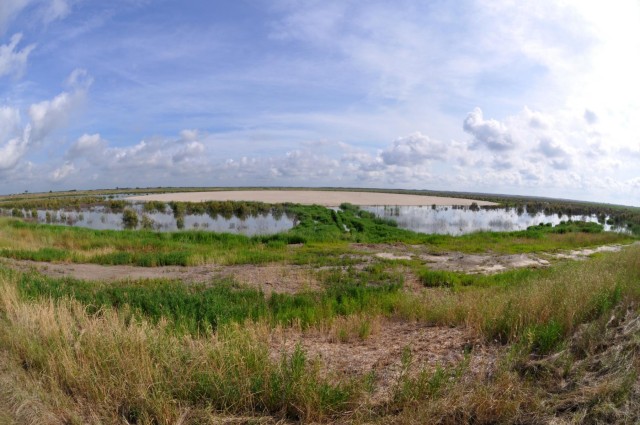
[127,190,498,207]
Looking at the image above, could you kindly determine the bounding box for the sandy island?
[127,190,497,207]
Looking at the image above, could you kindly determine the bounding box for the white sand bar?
[128,190,497,207]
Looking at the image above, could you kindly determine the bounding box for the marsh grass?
[0,246,639,423]
[10,245,640,352]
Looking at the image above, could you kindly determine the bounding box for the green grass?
[12,268,405,334]
[418,267,549,289]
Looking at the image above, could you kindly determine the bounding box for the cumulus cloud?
[0,33,34,78]
[172,141,205,163]
[0,106,28,171]
[50,161,74,181]
[66,133,107,161]
[380,132,446,165]
[0,125,30,170]
[28,72,89,142]
[0,104,29,172]
[0,105,21,141]
[265,149,340,179]
[537,138,568,158]
[64,130,210,180]
[463,107,516,151]
[0,69,90,174]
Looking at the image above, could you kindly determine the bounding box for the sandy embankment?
[127,190,497,207]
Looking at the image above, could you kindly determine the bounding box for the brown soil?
[0,259,320,294]
[270,319,500,403]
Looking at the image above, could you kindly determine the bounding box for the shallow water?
[1,204,630,236]
[1,204,296,236]
[362,205,629,236]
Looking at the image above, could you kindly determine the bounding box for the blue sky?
[1,0,639,205]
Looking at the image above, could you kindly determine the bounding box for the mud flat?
[127,190,497,207]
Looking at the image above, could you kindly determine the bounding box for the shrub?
[122,209,139,229]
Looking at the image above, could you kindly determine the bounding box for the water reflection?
[0,203,631,236]
[363,205,628,236]
[0,204,295,236]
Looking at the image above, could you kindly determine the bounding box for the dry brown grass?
[0,277,363,424]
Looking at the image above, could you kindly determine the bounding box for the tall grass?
[403,245,640,353]
[0,272,361,423]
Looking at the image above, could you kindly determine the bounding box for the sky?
[1,0,639,205]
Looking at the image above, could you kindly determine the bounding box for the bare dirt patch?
[127,190,497,207]
[551,243,634,260]
[419,252,550,274]
[271,319,499,403]
[352,243,551,274]
[0,259,320,294]
[352,242,639,275]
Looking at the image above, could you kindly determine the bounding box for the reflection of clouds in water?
[7,204,629,236]
[363,206,619,236]
[27,204,295,236]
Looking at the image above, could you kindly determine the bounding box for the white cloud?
[463,107,516,151]
[0,105,29,172]
[50,161,74,181]
[28,85,86,142]
[0,69,90,173]
[172,141,205,163]
[537,138,568,158]
[0,106,21,141]
[380,132,446,166]
[0,33,34,78]
[66,133,107,161]
[0,125,30,170]
[65,131,211,178]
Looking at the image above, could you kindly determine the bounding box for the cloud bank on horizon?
[0,0,639,205]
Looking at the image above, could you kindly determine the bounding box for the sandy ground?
[127,190,498,207]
